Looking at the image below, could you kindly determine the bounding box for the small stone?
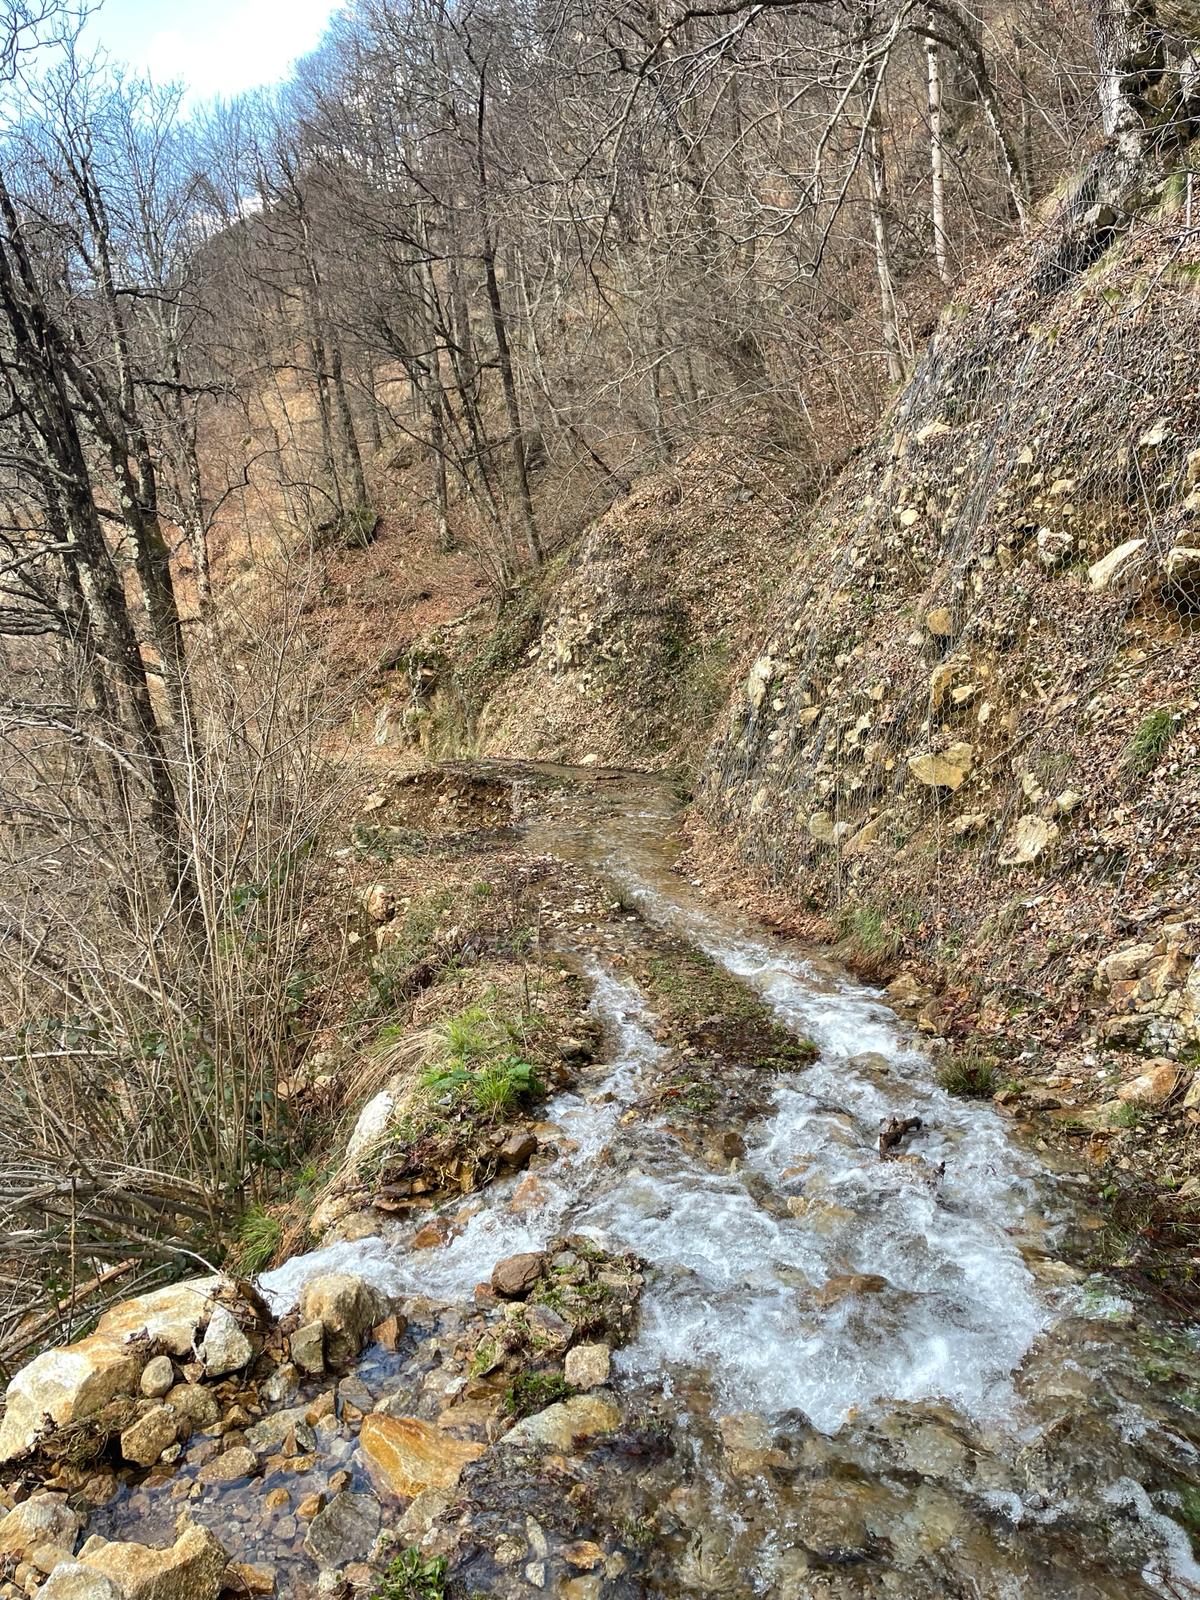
[164,1384,219,1434]
[120,1406,179,1468]
[907,743,973,791]
[925,606,954,637]
[371,1314,405,1352]
[564,1344,611,1391]
[412,1220,448,1249]
[1000,815,1058,866]
[302,1494,381,1571]
[814,1273,889,1307]
[261,1363,299,1405]
[227,1564,276,1596]
[491,1252,544,1298]
[196,1446,256,1486]
[139,1357,175,1399]
[198,1306,255,1378]
[296,1493,325,1522]
[290,1321,325,1376]
[1089,536,1148,591]
[563,1541,604,1570]
[264,1489,290,1512]
[498,1130,538,1168]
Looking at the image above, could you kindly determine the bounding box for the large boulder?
[94,1277,223,1357]
[298,1274,388,1368]
[907,743,973,791]
[359,1414,484,1499]
[1088,537,1147,591]
[77,1524,227,1600]
[0,1335,143,1464]
[0,1494,82,1567]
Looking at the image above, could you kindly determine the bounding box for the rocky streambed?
[1,764,1199,1600]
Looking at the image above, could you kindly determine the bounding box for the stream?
[123,767,1200,1595]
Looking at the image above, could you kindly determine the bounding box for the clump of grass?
[419,1002,543,1118]
[839,905,904,979]
[936,1052,998,1099]
[229,1204,283,1274]
[373,1547,447,1600]
[1113,1100,1149,1130]
[1123,706,1176,778]
[503,1369,575,1418]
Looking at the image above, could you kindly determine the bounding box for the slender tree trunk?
[862,67,904,384]
[926,16,952,284]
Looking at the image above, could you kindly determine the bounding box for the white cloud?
[142,0,340,104]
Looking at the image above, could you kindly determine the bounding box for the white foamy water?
[265,931,1054,1433]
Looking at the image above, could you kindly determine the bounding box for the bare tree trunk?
[862,67,904,384]
[926,15,952,284]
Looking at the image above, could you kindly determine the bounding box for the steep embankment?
[693,173,1200,1182]
[379,437,811,771]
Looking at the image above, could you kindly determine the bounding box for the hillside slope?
[691,167,1200,1167]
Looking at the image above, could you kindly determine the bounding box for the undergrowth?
[373,1547,448,1600]
[936,1052,998,1098]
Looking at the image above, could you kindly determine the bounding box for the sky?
[84,0,344,106]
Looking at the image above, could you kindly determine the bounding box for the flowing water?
[256,766,1200,1598]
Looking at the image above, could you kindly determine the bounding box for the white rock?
[198,1304,255,1377]
[1001,815,1059,865]
[346,1089,396,1166]
[37,1565,122,1600]
[139,1355,175,1399]
[1088,537,1148,591]
[0,1336,143,1464]
[0,1496,82,1563]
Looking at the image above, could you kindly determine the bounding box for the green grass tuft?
[936,1052,998,1099]
[373,1547,447,1600]
[1123,707,1175,778]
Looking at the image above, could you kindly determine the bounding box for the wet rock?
[563,1343,611,1390]
[291,1320,325,1375]
[164,1383,219,1434]
[501,1393,620,1450]
[196,1445,257,1485]
[0,1335,143,1463]
[412,1218,450,1249]
[302,1493,381,1571]
[359,1414,485,1499]
[510,1174,545,1214]
[299,1275,388,1368]
[297,1493,325,1521]
[371,1314,405,1353]
[139,1356,175,1399]
[227,1562,276,1595]
[262,1362,299,1404]
[0,1496,82,1566]
[77,1524,227,1600]
[563,1542,604,1570]
[198,1305,255,1377]
[499,1129,538,1169]
[37,1566,122,1600]
[491,1252,545,1298]
[246,1406,316,1455]
[120,1405,179,1467]
[814,1273,890,1308]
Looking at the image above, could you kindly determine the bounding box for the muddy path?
[88,762,1200,1598]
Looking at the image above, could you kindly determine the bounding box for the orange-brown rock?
[359,1414,485,1499]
